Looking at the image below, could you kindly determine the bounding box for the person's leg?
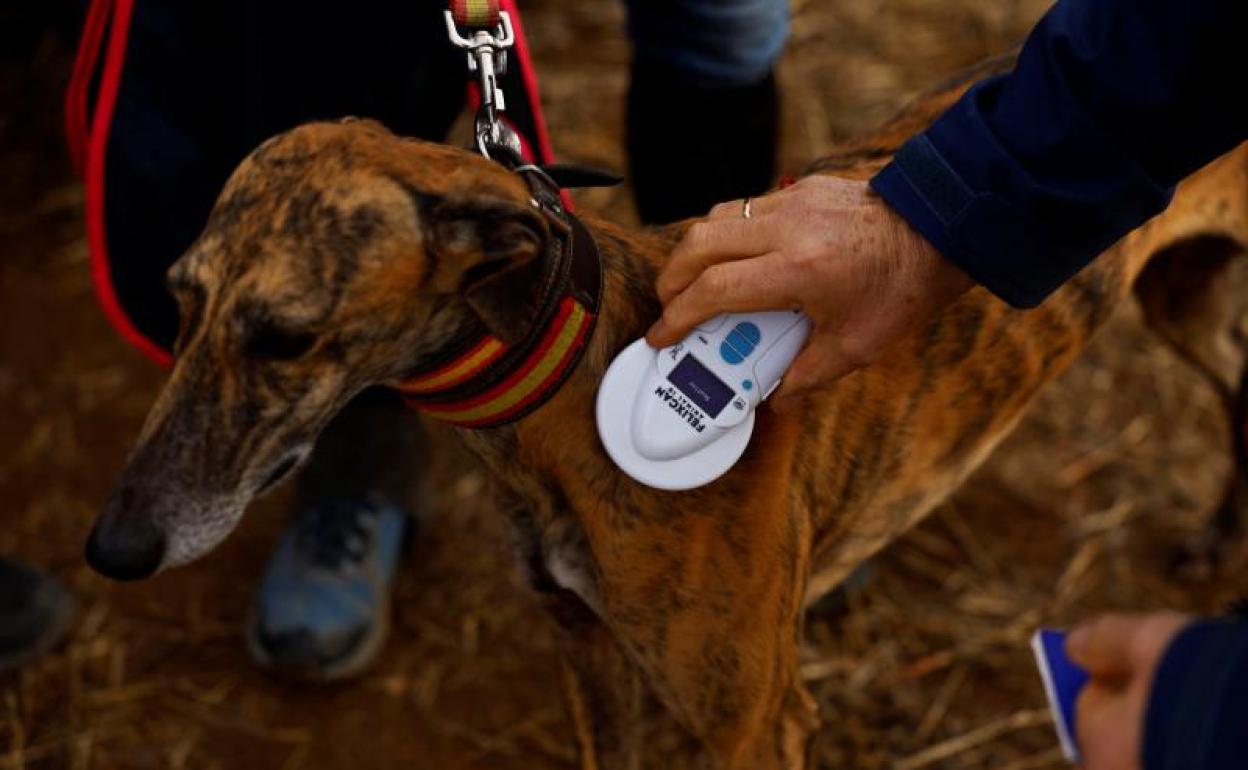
[249,390,427,679]
[0,556,72,673]
[625,0,788,224]
[89,0,463,678]
[239,0,462,680]
[100,0,466,351]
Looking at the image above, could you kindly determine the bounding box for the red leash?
[65,0,114,175]
[68,0,170,366]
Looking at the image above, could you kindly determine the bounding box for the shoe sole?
[246,600,391,682]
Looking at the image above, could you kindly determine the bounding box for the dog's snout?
[85,507,166,581]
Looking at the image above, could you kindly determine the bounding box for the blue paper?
[1031,629,1090,763]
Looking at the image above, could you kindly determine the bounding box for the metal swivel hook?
[443,10,522,160]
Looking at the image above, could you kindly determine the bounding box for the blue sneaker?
[248,498,408,680]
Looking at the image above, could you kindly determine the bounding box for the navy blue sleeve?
[1144,619,1248,770]
[870,0,1248,307]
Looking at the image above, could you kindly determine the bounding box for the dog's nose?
[85,515,166,581]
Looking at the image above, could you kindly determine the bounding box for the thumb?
[769,333,857,411]
[1066,614,1141,681]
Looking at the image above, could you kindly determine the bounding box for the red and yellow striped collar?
[396,296,595,427]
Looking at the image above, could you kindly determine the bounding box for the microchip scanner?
[596,311,811,490]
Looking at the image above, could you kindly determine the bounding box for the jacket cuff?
[1144,619,1248,770]
[870,134,1055,308]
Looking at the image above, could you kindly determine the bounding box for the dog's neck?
[573,216,676,383]
[453,213,684,507]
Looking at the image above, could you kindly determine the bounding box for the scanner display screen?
[669,354,734,418]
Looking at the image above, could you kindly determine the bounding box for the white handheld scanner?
[596,310,811,490]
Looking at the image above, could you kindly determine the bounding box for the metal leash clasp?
[444,10,522,160]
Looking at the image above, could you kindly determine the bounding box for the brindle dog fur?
[89,62,1248,768]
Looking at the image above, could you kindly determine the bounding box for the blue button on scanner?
[742,380,753,391]
[719,341,745,364]
[734,322,761,345]
[725,330,755,356]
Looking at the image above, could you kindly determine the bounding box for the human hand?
[1066,612,1192,770]
[645,175,974,412]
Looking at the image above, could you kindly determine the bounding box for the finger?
[706,188,796,221]
[1075,683,1123,766]
[770,338,859,408]
[1133,612,1190,665]
[646,253,798,348]
[775,321,894,401]
[770,390,808,415]
[657,215,784,304]
[1067,614,1147,680]
[1119,612,1191,672]
[706,198,750,221]
[768,347,822,414]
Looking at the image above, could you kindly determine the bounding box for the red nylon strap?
[66,0,115,176]
[450,0,501,30]
[79,0,172,367]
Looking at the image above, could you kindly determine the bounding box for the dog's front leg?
[545,559,816,770]
[563,478,820,767]
[601,517,819,769]
[542,589,649,770]
[505,500,657,769]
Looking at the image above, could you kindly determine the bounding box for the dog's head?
[87,120,553,579]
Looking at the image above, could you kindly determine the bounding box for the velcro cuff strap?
[872,134,1062,309]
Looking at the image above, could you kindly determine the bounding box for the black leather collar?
[397,147,620,427]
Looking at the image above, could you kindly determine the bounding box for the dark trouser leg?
[98,0,464,678]
[628,67,779,225]
[103,0,466,349]
[0,557,73,673]
[293,390,429,512]
[625,0,788,224]
[249,391,428,680]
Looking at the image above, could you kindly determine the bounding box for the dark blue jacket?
[1146,619,1248,770]
[871,0,1248,307]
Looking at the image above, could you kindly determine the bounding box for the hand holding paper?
[1035,613,1190,770]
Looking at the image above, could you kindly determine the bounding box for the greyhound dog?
[85,62,1248,768]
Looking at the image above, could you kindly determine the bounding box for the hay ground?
[3,1,1246,768]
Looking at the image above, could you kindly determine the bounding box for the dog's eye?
[245,324,317,361]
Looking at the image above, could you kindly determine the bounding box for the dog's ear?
[426,196,550,344]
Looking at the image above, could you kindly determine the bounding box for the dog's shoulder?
[804,52,1017,179]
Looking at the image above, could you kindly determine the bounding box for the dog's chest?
[512,501,603,616]
[543,543,602,615]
